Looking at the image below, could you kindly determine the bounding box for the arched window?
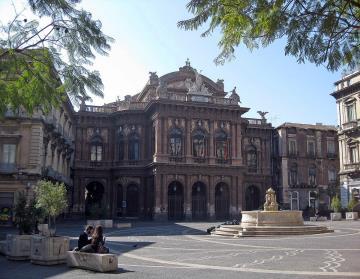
[289,163,298,186]
[247,146,257,172]
[169,127,182,156]
[215,130,228,160]
[90,134,103,161]
[308,164,316,185]
[192,129,206,158]
[129,133,140,160]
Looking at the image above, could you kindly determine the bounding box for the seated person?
[75,225,93,251]
[80,225,109,253]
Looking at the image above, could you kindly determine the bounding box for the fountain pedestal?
[241,210,304,227]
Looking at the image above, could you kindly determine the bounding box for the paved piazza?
[1,221,360,279]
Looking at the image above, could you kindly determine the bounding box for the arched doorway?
[192,182,207,220]
[168,181,184,220]
[215,183,229,220]
[245,185,260,211]
[85,181,104,216]
[126,184,139,217]
[116,184,123,217]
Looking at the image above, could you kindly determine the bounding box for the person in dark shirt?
[80,225,108,253]
[77,225,94,250]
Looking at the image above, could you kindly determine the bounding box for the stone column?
[184,175,192,220]
[163,119,168,155]
[154,173,166,220]
[230,176,237,218]
[209,121,215,164]
[234,123,242,165]
[186,119,192,163]
[208,176,215,220]
[154,118,165,162]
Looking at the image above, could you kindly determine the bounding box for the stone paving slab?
[0,221,359,279]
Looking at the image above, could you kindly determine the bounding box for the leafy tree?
[13,192,41,234]
[0,0,114,115]
[330,194,341,212]
[35,180,68,236]
[347,195,358,211]
[178,0,360,71]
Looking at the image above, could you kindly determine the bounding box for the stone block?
[115,223,131,229]
[66,251,118,272]
[0,240,6,255]
[37,224,50,236]
[346,212,359,220]
[87,220,113,228]
[30,236,70,265]
[309,216,328,221]
[6,234,32,260]
[330,212,342,221]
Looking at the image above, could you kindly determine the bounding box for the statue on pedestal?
[264,187,278,211]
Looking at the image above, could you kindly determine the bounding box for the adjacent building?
[331,71,360,207]
[0,102,75,225]
[273,123,339,212]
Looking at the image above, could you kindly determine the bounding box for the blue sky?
[0,0,342,127]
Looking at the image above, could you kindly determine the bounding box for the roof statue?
[149,71,159,85]
[257,111,268,120]
[229,86,240,103]
[156,80,168,98]
[185,68,212,96]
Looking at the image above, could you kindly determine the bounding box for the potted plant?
[6,192,39,260]
[330,195,342,221]
[30,180,70,265]
[346,196,359,220]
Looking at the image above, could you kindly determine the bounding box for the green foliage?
[347,196,358,212]
[330,195,342,213]
[14,192,41,234]
[178,0,360,71]
[35,180,67,219]
[0,0,114,115]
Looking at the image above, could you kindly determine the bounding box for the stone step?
[211,224,333,237]
[239,229,333,237]
[211,230,238,237]
[242,226,329,232]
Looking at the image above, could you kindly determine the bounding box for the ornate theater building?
[72,61,273,221]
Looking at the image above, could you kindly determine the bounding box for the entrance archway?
[85,181,104,216]
[126,184,139,217]
[192,182,207,220]
[215,183,229,220]
[168,181,184,220]
[245,185,260,211]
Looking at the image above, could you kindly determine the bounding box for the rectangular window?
[96,146,102,161]
[91,145,102,161]
[2,144,16,164]
[350,146,358,163]
[307,141,316,157]
[346,103,356,122]
[328,170,336,182]
[288,139,297,156]
[327,139,335,155]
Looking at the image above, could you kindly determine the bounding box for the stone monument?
[263,187,278,211]
[212,187,333,237]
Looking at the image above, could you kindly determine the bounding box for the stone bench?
[309,216,328,221]
[66,251,118,272]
